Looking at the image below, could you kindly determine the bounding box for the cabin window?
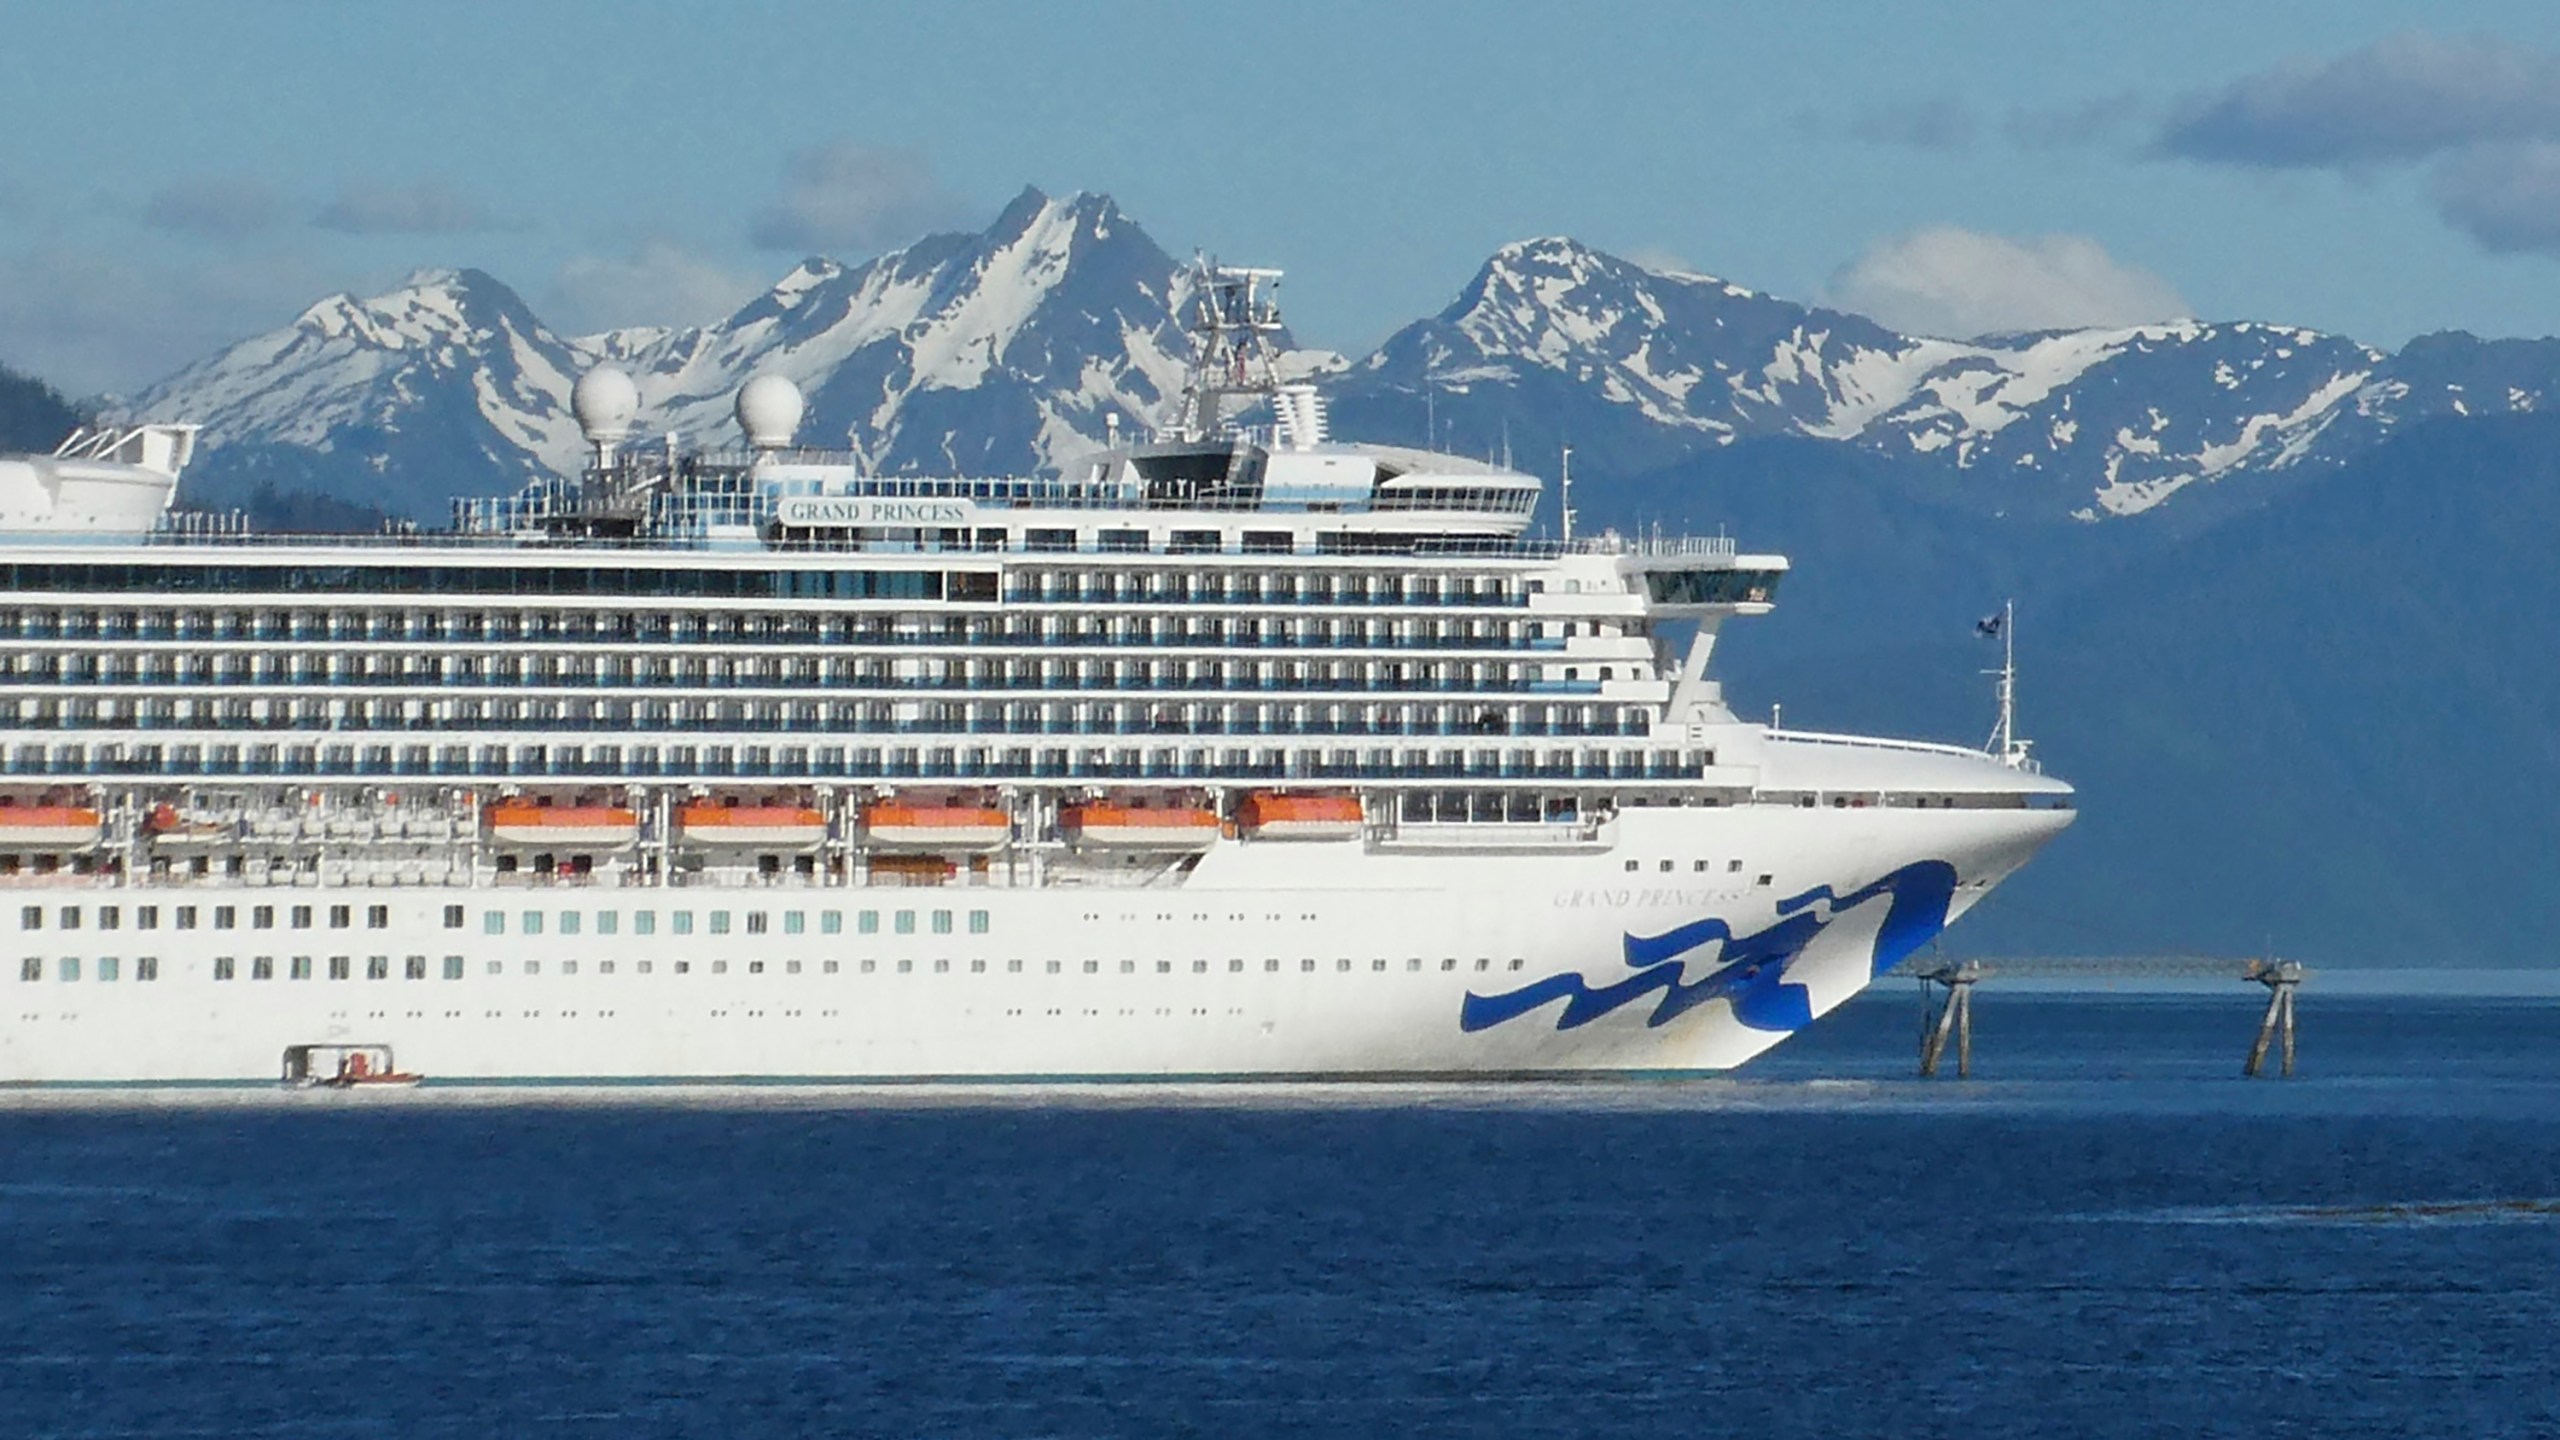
[368,905,389,930]
[857,911,878,935]
[363,956,388,980]
[55,957,79,982]
[98,906,119,932]
[327,956,350,981]
[289,957,312,981]
[783,912,805,936]
[559,912,581,936]
[894,911,916,935]
[672,913,694,936]
[521,911,543,937]
[138,906,158,931]
[328,905,350,929]
[404,956,427,980]
[746,912,769,935]
[483,911,504,936]
[822,911,843,935]
[931,910,953,935]
[59,907,79,932]
[252,957,274,981]
[708,911,732,936]
[18,906,37,931]
[969,910,990,935]
[597,912,618,936]
[179,906,199,931]
[212,957,234,982]
[134,957,158,982]
[443,956,464,980]
[634,911,656,936]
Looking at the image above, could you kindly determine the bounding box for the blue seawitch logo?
[1459,860,1959,1036]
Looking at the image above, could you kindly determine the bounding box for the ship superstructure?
[0,265,2073,1083]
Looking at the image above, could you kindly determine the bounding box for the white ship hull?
[0,806,2064,1083]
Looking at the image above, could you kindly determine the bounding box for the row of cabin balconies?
[0,576,1544,642]
[0,658,1653,695]
[0,701,1655,737]
[0,740,1705,786]
[0,612,1617,649]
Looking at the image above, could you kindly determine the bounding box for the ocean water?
[4,990,2559,1438]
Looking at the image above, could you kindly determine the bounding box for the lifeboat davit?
[1239,792,1364,841]
[487,803,641,848]
[860,803,1010,852]
[1064,804,1220,851]
[0,805,104,850]
[679,804,829,849]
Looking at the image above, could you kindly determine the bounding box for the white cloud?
[1846,97,1976,151]
[139,177,285,237]
[1826,227,2191,339]
[315,181,499,235]
[749,141,968,253]
[545,241,767,336]
[1622,245,1702,277]
[2157,31,2560,170]
[2430,141,2560,255]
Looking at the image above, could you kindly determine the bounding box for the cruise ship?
[0,266,2073,1084]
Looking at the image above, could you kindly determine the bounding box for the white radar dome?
[736,373,805,450]
[571,366,640,446]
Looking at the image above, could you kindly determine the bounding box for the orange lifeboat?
[145,803,233,847]
[0,805,104,850]
[1238,793,1365,841]
[487,803,640,848]
[1063,803,1221,851]
[678,803,829,849]
[860,802,1010,852]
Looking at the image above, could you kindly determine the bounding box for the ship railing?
[1764,727,2006,762]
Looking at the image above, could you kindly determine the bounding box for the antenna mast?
[1560,445,1576,544]
[1985,599,2030,767]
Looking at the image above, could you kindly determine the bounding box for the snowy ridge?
[1334,240,2439,519]
[127,189,1208,520]
[120,196,2560,525]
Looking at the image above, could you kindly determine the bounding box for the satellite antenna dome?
[736,373,805,451]
[571,366,639,446]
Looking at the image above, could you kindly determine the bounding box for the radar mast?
[1169,260,1289,442]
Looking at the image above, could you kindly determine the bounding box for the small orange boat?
[144,803,233,846]
[860,802,1010,851]
[679,803,829,849]
[487,803,640,848]
[1238,792,1364,840]
[0,804,104,850]
[1063,803,1220,851]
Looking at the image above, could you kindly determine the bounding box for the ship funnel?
[571,366,639,467]
[736,374,804,453]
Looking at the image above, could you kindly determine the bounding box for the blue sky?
[4,0,2559,392]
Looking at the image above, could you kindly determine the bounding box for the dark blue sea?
[6,989,2560,1439]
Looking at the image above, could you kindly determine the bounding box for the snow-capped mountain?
[125,191,2560,528]
[130,188,1208,521]
[1331,237,2560,522]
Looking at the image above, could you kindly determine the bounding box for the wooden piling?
[2242,958,2304,1078]
[1913,959,1982,1078]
